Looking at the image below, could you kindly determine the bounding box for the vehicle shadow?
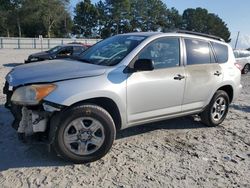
[230,104,250,113]
[116,116,207,140]
[0,103,207,171]
[3,63,23,67]
[0,104,72,171]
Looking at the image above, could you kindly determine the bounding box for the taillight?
[234,63,242,70]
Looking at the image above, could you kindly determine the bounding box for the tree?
[94,0,132,38]
[166,8,182,30]
[0,0,23,37]
[73,0,99,37]
[130,0,169,32]
[0,0,72,37]
[182,8,231,42]
[95,0,108,37]
[39,0,71,37]
[53,13,73,37]
[106,0,131,34]
[20,0,47,37]
[0,0,12,37]
[11,0,23,37]
[94,0,182,38]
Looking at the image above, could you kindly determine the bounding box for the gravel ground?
[0,49,249,188]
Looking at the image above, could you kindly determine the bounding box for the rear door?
[182,38,223,111]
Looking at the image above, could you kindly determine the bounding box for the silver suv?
[4,31,242,163]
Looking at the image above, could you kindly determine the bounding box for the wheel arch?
[217,85,234,103]
[69,97,122,131]
[242,63,250,72]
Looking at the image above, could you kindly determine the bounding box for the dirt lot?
[0,49,249,188]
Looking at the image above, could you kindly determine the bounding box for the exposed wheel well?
[242,63,249,68]
[218,85,233,103]
[70,97,122,131]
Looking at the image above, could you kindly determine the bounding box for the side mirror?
[134,59,154,71]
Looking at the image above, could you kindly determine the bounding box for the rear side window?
[73,46,85,55]
[185,38,215,65]
[211,42,228,63]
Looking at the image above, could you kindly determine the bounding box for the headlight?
[11,84,56,105]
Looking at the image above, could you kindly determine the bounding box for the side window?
[185,38,213,65]
[73,46,85,55]
[138,37,180,69]
[58,47,73,56]
[211,42,228,63]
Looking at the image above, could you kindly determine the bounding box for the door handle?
[174,74,185,80]
[214,71,222,76]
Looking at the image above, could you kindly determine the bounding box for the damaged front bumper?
[3,81,65,143]
[18,106,49,135]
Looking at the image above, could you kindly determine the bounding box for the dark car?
[25,44,88,63]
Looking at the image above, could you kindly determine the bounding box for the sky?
[71,0,250,49]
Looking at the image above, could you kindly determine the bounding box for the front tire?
[201,90,229,127]
[53,104,116,163]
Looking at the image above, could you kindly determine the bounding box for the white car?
[234,50,250,74]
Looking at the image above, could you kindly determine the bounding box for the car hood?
[6,59,107,87]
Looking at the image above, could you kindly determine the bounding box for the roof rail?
[168,29,225,42]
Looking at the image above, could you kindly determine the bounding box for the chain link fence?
[0,37,101,49]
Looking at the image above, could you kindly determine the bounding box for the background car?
[234,49,250,74]
[24,44,89,63]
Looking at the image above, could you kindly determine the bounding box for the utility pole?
[234,31,240,49]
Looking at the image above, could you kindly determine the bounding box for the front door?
[126,37,186,124]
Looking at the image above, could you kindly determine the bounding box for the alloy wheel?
[211,97,227,122]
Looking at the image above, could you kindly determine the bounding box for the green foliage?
[73,0,99,37]
[74,0,183,38]
[130,0,169,32]
[182,8,231,42]
[0,0,72,37]
[0,0,231,41]
[0,0,18,37]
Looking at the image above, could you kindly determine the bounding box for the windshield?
[48,45,63,53]
[78,35,147,66]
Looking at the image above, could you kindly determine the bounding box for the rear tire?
[201,90,229,127]
[53,104,116,163]
[242,64,249,74]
